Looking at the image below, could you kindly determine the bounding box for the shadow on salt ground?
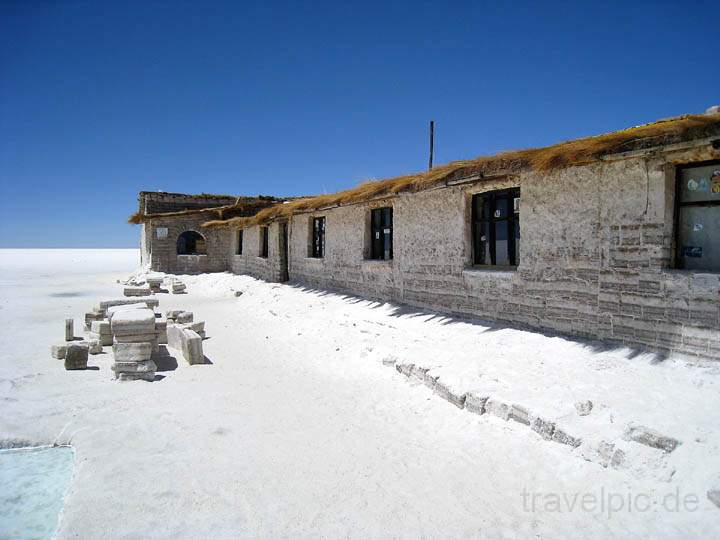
[48,291,92,298]
[152,346,178,372]
[151,346,214,370]
[287,282,671,364]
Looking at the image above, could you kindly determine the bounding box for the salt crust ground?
[0,249,719,539]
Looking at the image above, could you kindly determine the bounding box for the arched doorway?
[177,231,207,255]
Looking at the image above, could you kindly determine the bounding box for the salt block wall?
[139,191,238,273]
[230,222,286,283]
[134,147,718,357]
[145,215,232,274]
[289,198,401,299]
[233,147,719,358]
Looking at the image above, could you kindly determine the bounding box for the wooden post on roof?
[428,120,434,171]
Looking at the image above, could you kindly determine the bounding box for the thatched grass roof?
[129,196,284,224]
[202,113,720,229]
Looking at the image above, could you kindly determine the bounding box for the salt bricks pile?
[50,318,102,370]
[123,274,186,296]
[165,310,205,364]
[110,305,160,380]
[51,274,206,379]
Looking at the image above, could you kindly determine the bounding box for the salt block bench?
[167,325,204,365]
[96,297,159,314]
[106,303,150,320]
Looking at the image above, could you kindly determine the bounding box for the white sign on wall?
[156,227,168,239]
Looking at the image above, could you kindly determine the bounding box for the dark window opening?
[259,226,269,258]
[471,188,520,267]
[370,207,393,260]
[236,230,243,255]
[675,161,720,272]
[312,217,325,258]
[177,231,207,255]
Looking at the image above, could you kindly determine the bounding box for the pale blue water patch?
[0,446,74,540]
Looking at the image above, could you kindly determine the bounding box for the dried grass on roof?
[201,113,719,229]
[128,196,283,224]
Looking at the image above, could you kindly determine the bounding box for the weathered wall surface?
[140,223,151,266]
[145,215,231,274]
[230,222,286,282]
[288,199,402,299]
[230,147,719,358]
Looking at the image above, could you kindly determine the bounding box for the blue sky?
[1,0,718,247]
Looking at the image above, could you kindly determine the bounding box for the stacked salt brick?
[167,278,187,294]
[124,285,152,297]
[90,320,113,346]
[50,318,102,370]
[86,298,160,346]
[146,275,164,293]
[51,341,91,370]
[84,309,104,331]
[52,297,163,371]
[111,307,158,381]
[115,303,168,345]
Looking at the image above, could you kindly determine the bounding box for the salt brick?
[465,392,489,415]
[112,360,157,373]
[176,311,193,323]
[64,344,88,370]
[112,342,152,362]
[97,297,159,312]
[124,286,152,297]
[116,371,156,381]
[181,330,204,365]
[111,309,156,336]
[65,319,74,341]
[91,320,112,335]
[107,303,148,320]
[180,321,204,333]
[485,398,511,421]
[433,380,466,409]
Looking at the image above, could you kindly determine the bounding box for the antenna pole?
[428,120,434,171]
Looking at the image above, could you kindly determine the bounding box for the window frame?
[471,188,520,268]
[259,226,269,258]
[311,216,326,258]
[370,207,393,260]
[673,159,720,272]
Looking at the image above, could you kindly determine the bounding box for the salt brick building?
[132,113,720,358]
